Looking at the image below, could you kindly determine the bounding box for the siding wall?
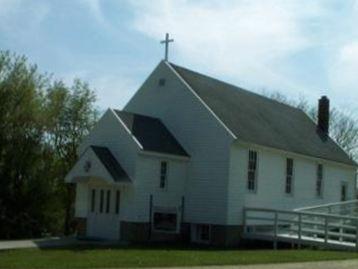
[72,109,140,221]
[227,142,357,225]
[79,109,140,180]
[75,183,88,218]
[133,154,188,222]
[125,62,235,224]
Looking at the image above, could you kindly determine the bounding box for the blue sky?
[1,0,358,113]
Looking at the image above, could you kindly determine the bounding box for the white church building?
[66,60,357,246]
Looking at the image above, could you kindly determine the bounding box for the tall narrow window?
[316,164,323,197]
[247,150,258,192]
[285,158,294,194]
[160,161,168,189]
[106,190,111,213]
[99,189,104,213]
[115,190,120,214]
[91,189,96,212]
[341,183,348,202]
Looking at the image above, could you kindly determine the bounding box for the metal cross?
[160,33,174,61]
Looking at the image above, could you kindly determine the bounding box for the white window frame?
[192,224,211,244]
[247,150,258,193]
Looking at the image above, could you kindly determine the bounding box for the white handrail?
[295,199,358,212]
[243,207,358,251]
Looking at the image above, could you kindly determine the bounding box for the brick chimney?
[317,96,330,135]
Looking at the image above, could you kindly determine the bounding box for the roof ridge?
[167,62,355,166]
[168,62,302,113]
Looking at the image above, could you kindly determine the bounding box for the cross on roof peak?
[160,33,174,61]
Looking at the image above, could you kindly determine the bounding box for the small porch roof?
[65,145,131,184]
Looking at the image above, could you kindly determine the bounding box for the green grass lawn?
[1,244,358,269]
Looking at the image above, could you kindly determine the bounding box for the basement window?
[153,212,178,232]
[192,224,211,243]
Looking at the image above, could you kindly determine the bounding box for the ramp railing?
[243,207,358,251]
[294,199,358,216]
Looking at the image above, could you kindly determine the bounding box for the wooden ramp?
[243,200,358,251]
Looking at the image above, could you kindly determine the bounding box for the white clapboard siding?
[75,183,88,218]
[125,62,235,224]
[132,154,188,222]
[73,109,140,222]
[79,109,139,180]
[227,142,356,225]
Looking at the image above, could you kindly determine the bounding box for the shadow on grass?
[37,239,302,253]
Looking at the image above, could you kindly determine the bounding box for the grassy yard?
[1,244,358,269]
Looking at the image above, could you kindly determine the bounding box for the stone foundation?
[210,225,243,247]
[75,217,87,237]
[119,221,242,246]
[120,221,150,242]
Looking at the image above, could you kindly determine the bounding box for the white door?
[87,187,121,240]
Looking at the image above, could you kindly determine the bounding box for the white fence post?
[324,216,328,247]
[356,220,358,252]
[273,211,278,250]
[243,208,247,233]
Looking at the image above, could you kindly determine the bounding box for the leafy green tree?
[0,51,53,238]
[45,80,98,235]
[0,50,98,238]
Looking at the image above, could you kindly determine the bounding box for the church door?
[87,187,121,240]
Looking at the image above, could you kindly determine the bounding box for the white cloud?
[127,0,320,94]
[0,0,49,34]
[90,74,139,109]
[328,41,358,105]
[59,69,139,110]
[125,0,358,111]
[0,0,22,16]
[78,0,116,32]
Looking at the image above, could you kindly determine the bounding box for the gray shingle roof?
[90,146,131,182]
[170,63,356,166]
[114,110,189,157]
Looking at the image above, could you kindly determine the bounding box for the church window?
[316,164,323,197]
[159,161,168,189]
[115,190,120,214]
[247,150,258,192]
[106,190,111,213]
[285,158,294,194]
[91,189,96,212]
[158,78,166,86]
[99,189,104,213]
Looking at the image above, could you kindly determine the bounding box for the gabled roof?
[113,110,189,157]
[170,63,356,166]
[90,146,130,182]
